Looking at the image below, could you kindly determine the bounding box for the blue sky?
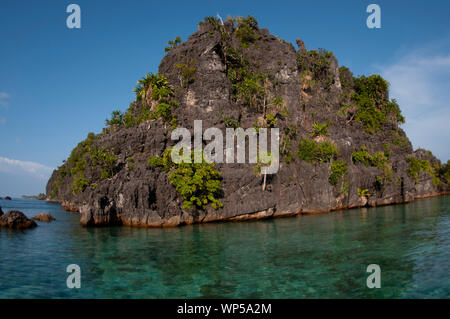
[0,0,449,196]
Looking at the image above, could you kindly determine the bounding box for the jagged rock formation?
[46,16,450,227]
[0,211,37,230]
[32,212,56,222]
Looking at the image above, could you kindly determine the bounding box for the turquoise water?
[0,196,449,298]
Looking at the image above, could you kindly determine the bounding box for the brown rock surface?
[32,212,56,222]
[0,210,37,230]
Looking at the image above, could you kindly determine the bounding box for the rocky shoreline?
[44,191,450,227]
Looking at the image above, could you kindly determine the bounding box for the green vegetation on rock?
[438,160,450,184]
[297,48,334,88]
[357,188,370,198]
[175,59,197,87]
[164,36,182,53]
[352,147,387,168]
[329,160,348,186]
[233,15,260,48]
[53,132,118,195]
[297,138,338,164]
[148,150,223,210]
[311,122,329,137]
[352,75,405,134]
[352,146,392,186]
[406,157,439,185]
[106,73,179,128]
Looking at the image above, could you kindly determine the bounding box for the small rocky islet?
[40,16,449,227]
[32,212,56,222]
[0,205,56,229]
[0,210,37,230]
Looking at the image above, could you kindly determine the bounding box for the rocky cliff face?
[46,16,450,227]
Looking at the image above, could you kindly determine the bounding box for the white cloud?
[379,47,450,162]
[0,157,54,180]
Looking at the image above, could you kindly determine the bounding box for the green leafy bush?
[175,59,197,87]
[329,160,348,185]
[352,147,393,186]
[297,48,334,87]
[72,176,88,194]
[280,125,296,163]
[148,150,223,210]
[66,132,96,178]
[231,71,267,108]
[234,15,259,48]
[406,157,438,184]
[134,73,173,103]
[352,147,387,168]
[383,143,391,158]
[59,132,118,193]
[352,75,405,134]
[297,138,338,164]
[153,101,179,121]
[311,122,329,137]
[148,155,165,170]
[352,148,371,166]
[90,147,116,178]
[265,113,277,128]
[438,160,450,184]
[164,36,182,53]
[224,116,240,128]
[390,130,409,149]
[357,188,370,198]
[106,110,124,126]
[107,73,179,128]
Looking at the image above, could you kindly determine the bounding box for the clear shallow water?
[0,196,449,298]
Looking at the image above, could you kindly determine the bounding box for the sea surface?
[0,196,449,298]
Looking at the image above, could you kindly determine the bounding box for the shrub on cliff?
[104,73,179,128]
[149,150,223,210]
[56,132,118,194]
[230,71,267,109]
[329,160,348,186]
[352,147,387,168]
[72,176,89,194]
[90,147,117,179]
[234,15,260,48]
[297,48,334,87]
[439,160,450,184]
[352,75,405,134]
[106,110,124,126]
[352,147,393,186]
[297,138,338,164]
[175,59,197,87]
[164,36,181,53]
[134,73,173,102]
[406,157,439,185]
[311,122,329,137]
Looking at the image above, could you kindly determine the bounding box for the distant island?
[21,194,46,200]
[45,16,450,227]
